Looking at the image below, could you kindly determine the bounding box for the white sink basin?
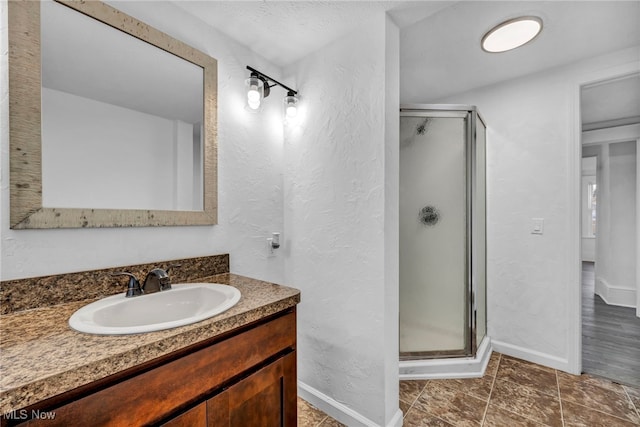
[69,283,241,335]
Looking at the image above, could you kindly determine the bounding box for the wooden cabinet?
[205,352,297,427]
[161,404,207,427]
[7,309,297,427]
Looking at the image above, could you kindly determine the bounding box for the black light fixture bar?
[246,66,297,95]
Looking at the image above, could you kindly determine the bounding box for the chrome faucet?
[111,265,180,297]
[142,268,171,294]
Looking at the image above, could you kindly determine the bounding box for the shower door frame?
[399,104,487,360]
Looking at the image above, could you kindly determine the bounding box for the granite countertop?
[0,273,300,415]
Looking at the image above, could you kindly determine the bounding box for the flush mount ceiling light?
[481,16,543,53]
[245,65,299,121]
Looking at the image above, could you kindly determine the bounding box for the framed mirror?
[8,0,218,229]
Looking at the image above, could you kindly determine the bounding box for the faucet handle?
[145,268,172,292]
[165,264,182,274]
[111,272,143,297]
[160,264,182,290]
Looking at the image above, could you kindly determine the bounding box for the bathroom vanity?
[6,309,296,426]
[0,255,300,426]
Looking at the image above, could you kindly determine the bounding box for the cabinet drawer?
[19,311,296,426]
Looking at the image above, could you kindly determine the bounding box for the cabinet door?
[207,351,296,427]
[161,403,207,427]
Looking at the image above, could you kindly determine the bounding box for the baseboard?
[491,340,572,373]
[595,276,637,308]
[298,381,403,427]
[399,336,492,379]
[385,409,403,427]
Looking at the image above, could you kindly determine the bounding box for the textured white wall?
[594,139,637,307]
[0,2,285,282]
[428,47,640,371]
[383,15,400,426]
[283,15,400,426]
[608,142,637,294]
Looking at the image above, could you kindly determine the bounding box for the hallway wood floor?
[582,261,640,388]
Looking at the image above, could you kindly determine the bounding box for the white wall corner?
[595,276,638,308]
[386,409,404,427]
[284,13,396,427]
[383,13,401,427]
[568,77,583,376]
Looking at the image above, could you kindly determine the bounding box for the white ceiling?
[400,1,640,102]
[176,0,640,105]
[173,1,453,67]
[581,74,640,130]
[43,1,640,127]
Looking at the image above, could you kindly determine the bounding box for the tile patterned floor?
[298,352,640,426]
[298,397,346,426]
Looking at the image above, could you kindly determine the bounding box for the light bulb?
[283,93,299,123]
[247,86,261,109]
[248,87,260,103]
[245,75,264,111]
[248,98,261,110]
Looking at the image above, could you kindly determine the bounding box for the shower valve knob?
[419,206,440,226]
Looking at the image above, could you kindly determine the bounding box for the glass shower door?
[399,112,468,356]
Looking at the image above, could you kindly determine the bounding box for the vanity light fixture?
[245,66,299,120]
[481,16,543,53]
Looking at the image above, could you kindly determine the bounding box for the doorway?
[579,73,640,387]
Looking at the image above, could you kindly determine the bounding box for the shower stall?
[399,105,488,377]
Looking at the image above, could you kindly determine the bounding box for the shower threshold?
[399,336,492,380]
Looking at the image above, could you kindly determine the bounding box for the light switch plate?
[531,218,544,235]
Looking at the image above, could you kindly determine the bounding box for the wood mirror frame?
[8,0,217,229]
